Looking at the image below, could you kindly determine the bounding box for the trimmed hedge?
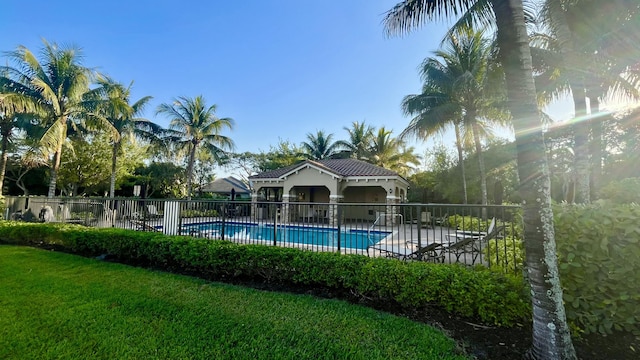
[0,221,530,326]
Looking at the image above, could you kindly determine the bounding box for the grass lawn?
[0,246,467,360]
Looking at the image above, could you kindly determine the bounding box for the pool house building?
[248,159,410,226]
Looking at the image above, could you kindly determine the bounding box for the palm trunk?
[185,142,197,201]
[47,144,63,198]
[588,96,603,200]
[0,132,10,195]
[571,83,590,203]
[110,142,119,198]
[454,123,468,204]
[492,1,577,359]
[470,115,488,206]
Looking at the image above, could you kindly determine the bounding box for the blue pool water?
[182,222,389,250]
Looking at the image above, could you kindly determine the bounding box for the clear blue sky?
[1,0,571,170]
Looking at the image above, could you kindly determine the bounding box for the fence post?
[416,204,422,248]
[221,201,226,241]
[273,203,278,246]
[336,203,342,252]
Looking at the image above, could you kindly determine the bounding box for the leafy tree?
[133,162,186,198]
[0,40,96,197]
[256,139,306,172]
[336,121,375,160]
[156,96,235,200]
[384,1,577,358]
[301,130,341,160]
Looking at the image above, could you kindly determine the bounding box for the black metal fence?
[3,196,523,273]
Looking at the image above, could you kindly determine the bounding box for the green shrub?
[599,177,640,204]
[554,203,640,335]
[0,221,530,326]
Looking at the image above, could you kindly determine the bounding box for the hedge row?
[0,221,530,326]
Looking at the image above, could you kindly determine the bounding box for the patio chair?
[442,220,504,264]
[433,213,449,226]
[146,204,163,218]
[367,242,443,262]
[130,219,160,232]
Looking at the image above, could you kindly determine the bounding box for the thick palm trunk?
[454,123,468,204]
[110,143,119,198]
[0,133,10,195]
[492,1,576,359]
[470,116,488,206]
[47,144,63,198]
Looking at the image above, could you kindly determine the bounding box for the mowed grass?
[0,246,467,360]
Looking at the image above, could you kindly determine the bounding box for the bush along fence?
[3,196,523,273]
[0,222,531,327]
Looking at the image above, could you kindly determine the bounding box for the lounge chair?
[433,213,449,226]
[367,242,443,262]
[442,219,504,263]
[130,219,159,232]
[146,204,163,219]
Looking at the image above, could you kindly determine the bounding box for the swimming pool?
[181,222,390,250]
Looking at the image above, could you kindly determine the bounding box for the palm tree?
[0,40,94,198]
[369,127,421,177]
[301,130,341,160]
[533,0,640,202]
[89,77,160,198]
[336,121,375,160]
[384,1,577,358]
[401,29,505,205]
[156,96,235,200]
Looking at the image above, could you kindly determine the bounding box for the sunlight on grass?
[0,246,467,360]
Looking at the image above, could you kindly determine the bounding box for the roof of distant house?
[200,176,250,193]
[249,158,399,179]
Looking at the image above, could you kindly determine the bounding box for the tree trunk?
[110,142,119,198]
[185,142,197,201]
[0,133,10,196]
[492,1,577,359]
[588,96,603,200]
[571,83,590,203]
[470,116,488,206]
[47,144,63,198]
[549,2,590,203]
[454,122,468,204]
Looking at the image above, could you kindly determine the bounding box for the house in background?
[248,158,409,225]
[200,176,251,200]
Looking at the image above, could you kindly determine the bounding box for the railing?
[2,196,523,273]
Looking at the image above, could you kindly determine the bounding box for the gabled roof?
[201,176,250,193]
[249,158,399,179]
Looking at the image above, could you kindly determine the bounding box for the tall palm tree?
[156,96,235,200]
[336,121,375,160]
[401,29,505,205]
[0,40,95,198]
[384,1,577,359]
[534,0,640,202]
[369,127,421,177]
[402,84,470,203]
[301,130,341,160]
[89,77,160,198]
